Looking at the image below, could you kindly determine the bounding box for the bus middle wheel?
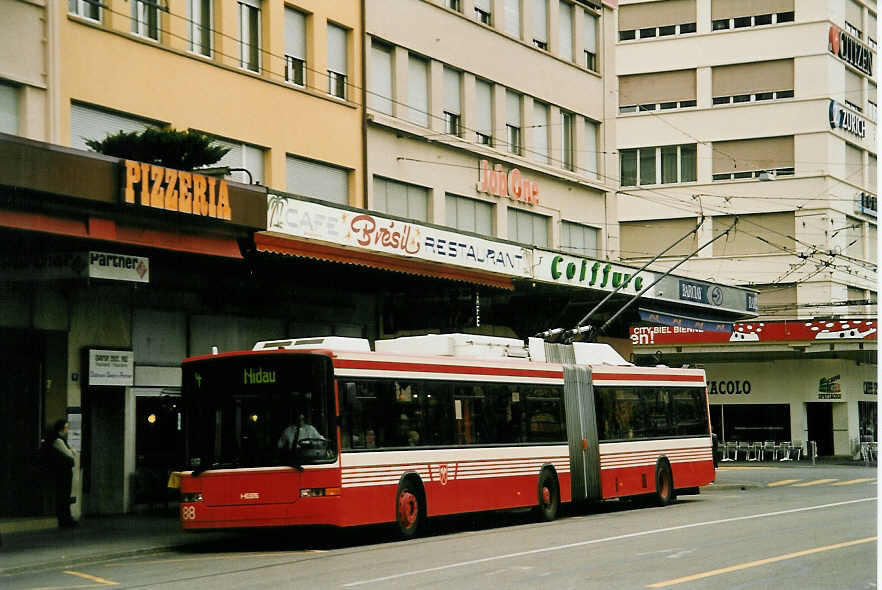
[395,480,422,539]
[536,469,560,522]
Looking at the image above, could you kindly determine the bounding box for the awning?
[0,209,243,258]
[638,307,734,333]
[255,232,514,290]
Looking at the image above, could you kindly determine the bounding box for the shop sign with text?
[88,349,134,387]
[476,160,539,205]
[267,195,531,277]
[630,319,877,346]
[0,251,148,283]
[122,160,232,221]
[829,100,867,139]
[829,25,873,76]
[533,250,651,294]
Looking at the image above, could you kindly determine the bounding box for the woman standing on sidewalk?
[48,419,78,528]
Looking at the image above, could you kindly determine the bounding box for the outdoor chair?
[778,441,792,461]
[747,441,761,461]
[721,441,737,462]
[790,440,803,461]
[736,441,750,461]
[762,441,777,461]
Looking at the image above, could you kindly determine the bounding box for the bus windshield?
[181,354,336,471]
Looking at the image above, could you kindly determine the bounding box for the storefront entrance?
[0,329,45,517]
[806,402,834,456]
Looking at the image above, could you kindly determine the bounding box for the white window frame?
[327,23,348,100]
[284,6,307,86]
[239,0,262,73]
[621,144,698,186]
[132,0,161,41]
[68,0,101,22]
[189,0,213,57]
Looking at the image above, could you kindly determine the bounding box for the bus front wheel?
[536,470,560,522]
[655,461,676,507]
[395,480,422,539]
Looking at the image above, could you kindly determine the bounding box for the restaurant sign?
[267,195,531,277]
[122,160,232,221]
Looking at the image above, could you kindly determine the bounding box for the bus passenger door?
[563,366,601,502]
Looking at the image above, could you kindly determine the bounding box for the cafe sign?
[829,25,873,76]
[122,160,232,221]
[268,195,532,277]
[476,160,540,205]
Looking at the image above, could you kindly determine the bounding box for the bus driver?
[278,413,324,451]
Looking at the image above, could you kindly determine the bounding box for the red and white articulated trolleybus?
[172,334,714,537]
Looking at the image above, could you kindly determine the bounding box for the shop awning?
[255,232,514,290]
[0,210,243,258]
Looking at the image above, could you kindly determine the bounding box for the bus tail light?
[182,492,204,503]
[300,487,341,497]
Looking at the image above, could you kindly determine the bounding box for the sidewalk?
[0,510,233,576]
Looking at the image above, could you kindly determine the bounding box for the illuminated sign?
[829,100,867,139]
[122,160,232,220]
[476,160,539,205]
[828,25,873,76]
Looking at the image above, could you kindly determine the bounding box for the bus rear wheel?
[536,470,560,522]
[655,462,676,507]
[395,480,422,539]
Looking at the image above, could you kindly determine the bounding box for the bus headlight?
[181,492,204,503]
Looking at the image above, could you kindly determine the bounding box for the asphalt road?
[6,464,877,590]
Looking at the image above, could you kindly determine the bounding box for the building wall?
[365,0,618,255]
[704,357,876,455]
[58,0,363,204]
[615,0,877,316]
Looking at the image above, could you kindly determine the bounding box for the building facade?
[618,0,878,455]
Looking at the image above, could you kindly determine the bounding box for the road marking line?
[646,536,877,588]
[63,571,118,586]
[767,479,801,487]
[791,478,838,487]
[341,497,875,587]
[718,466,781,471]
[831,478,876,486]
[107,552,318,566]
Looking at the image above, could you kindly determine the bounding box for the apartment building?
[617,0,878,455]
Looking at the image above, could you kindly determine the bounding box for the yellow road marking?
[831,478,876,486]
[791,478,838,487]
[107,551,324,566]
[767,479,801,487]
[23,585,106,590]
[63,571,118,586]
[647,536,877,588]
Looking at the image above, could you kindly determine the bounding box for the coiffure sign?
[829,100,867,139]
[829,25,873,76]
[533,250,651,294]
[476,160,539,205]
[267,195,531,277]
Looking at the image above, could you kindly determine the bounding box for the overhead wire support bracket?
[593,217,739,339]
